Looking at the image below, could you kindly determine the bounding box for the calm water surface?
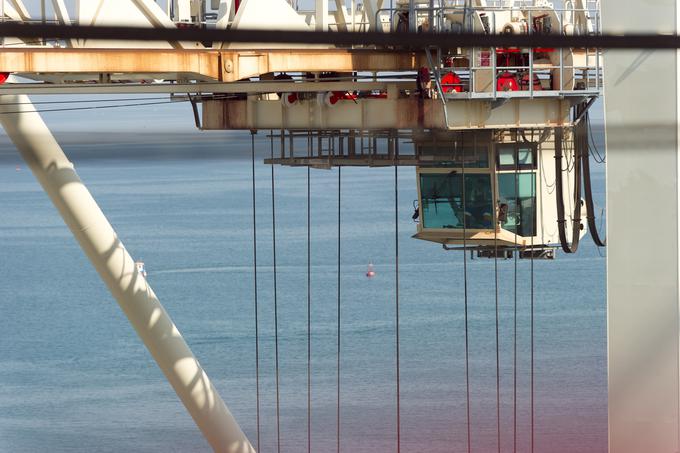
[0,132,607,452]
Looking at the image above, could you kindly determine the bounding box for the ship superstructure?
[0,1,607,451]
[0,0,603,256]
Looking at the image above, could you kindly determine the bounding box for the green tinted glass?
[420,173,494,229]
[498,145,515,166]
[497,172,536,236]
[518,146,534,166]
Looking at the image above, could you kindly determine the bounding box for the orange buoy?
[366,263,376,278]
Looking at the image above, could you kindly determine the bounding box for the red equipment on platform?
[520,72,543,91]
[497,72,519,91]
[441,72,463,93]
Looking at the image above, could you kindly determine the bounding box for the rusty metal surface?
[201,97,574,131]
[0,48,221,79]
[0,48,437,82]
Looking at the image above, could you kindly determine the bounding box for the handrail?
[374,2,601,101]
[375,5,600,34]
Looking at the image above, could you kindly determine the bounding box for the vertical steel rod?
[270,132,282,453]
[336,166,342,453]
[251,132,262,452]
[395,164,401,453]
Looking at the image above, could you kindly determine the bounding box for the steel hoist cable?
[0,98,190,115]
[493,171,501,453]
[395,164,402,453]
[523,129,556,196]
[251,132,262,453]
[307,133,312,453]
[461,142,472,453]
[270,131,282,453]
[513,152,519,453]
[587,117,606,164]
[530,163,536,453]
[336,166,342,453]
[0,96,169,105]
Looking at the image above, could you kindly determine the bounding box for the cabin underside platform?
[202,96,585,131]
[413,229,529,247]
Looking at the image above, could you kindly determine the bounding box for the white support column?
[50,0,75,48]
[315,0,328,31]
[363,0,384,32]
[0,92,256,453]
[603,1,680,452]
[333,0,350,31]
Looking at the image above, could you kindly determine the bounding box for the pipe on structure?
[0,91,255,453]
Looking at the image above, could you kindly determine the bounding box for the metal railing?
[0,0,602,99]
[375,3,602,99]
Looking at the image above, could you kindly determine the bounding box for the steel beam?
[201,97,573,130]
[0,48,430,82]
[0,80,414,95]
[0,46,592,86]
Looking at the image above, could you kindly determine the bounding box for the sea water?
[0,131,606,453]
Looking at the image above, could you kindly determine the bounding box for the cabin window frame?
[495,142,538,171]
[416,141,496,233]
[496,171,537,238]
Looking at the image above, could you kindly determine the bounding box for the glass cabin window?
[420,173,494,229]
[497,143,536,170]
[497,172,536,237]
[518,146,534,166]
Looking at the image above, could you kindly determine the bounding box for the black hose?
[554,125,582,253]
[580,112,607,247]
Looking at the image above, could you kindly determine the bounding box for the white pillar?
[315,0,328,31]
[603,1,680,452]
[0,93,256,453]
